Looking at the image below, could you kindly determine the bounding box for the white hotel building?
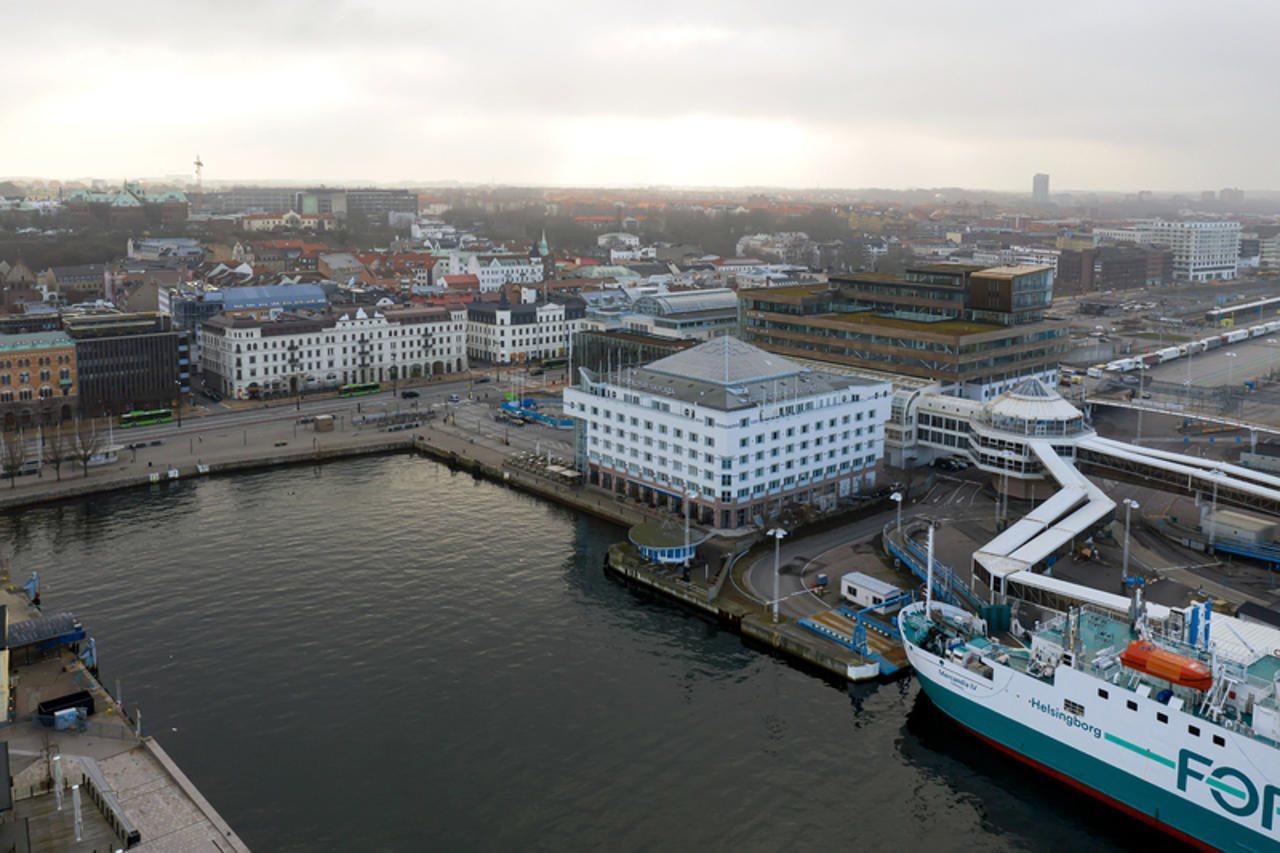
[563,336,892,531]
[201,305,467,399]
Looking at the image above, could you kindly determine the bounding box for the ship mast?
[925,522,934,615]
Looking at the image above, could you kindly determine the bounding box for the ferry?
[899,540,1280,850]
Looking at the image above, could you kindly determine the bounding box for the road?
[103,370,574,456]
[735,473,1000,621]
[0,368,582,489]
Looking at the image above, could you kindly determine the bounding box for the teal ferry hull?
[916,669,1269,852]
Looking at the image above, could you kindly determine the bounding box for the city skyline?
[7,0,1280,191]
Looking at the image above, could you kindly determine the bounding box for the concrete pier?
[0,565,250,851]
[604,541,897,683]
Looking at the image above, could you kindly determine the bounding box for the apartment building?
[0,331,78,427]
[201,306,466,399]
[466,295,585,364]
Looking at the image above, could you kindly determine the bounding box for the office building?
[344,189,418,226]
[64,313,189,416]
[197,186,300,214]
[201,305,467,400]
[1032,173,1050,204]
[1096,220,1240,282]
[571,329,695,374]
[739,264,1067,401]
[1055,245,1171,293]
[563,336,891,531]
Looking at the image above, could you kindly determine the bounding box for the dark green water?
[0,456,1157,850]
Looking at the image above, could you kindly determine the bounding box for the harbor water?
[0,456,1159,850]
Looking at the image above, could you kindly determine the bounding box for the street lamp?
[391,338,399,394]
[1135,362,1145,446]
[1186,341,1195,407]
[1121,498,1140,580]
[890,490,903,537]
[287,340,302,411]
[768,527,787,623]
[174,380,183,427]
[1225,351,1239,390]
[683,491,697,571]
[925,521,936,612]
[421,325,433,381]
[1208,470,1224,551]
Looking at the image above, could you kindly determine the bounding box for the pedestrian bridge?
[971,435,1280,605]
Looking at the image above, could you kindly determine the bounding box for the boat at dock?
[899,589,1280,850]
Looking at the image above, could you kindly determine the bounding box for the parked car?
[400,390,420,399]
[529,368,544,377]
[474,376,491,384]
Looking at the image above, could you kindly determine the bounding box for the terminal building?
[872,374,1280,605]
[563,336,892,531]
[738,264,1067,403]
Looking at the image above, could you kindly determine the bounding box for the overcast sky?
[5,1,1277,190]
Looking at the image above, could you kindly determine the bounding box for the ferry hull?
[913,666,1268,852]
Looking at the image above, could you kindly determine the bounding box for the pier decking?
[605,540,910,682]
[0,566,248,851]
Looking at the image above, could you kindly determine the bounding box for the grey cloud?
[5,0,1279,188]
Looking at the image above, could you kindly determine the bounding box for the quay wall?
[0,438,416,512]
[603,543,883,683]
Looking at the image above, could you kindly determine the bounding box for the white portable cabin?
[840,572,904,609]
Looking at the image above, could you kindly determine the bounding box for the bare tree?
[73,418,105,478]
[1,433,24,489]
[42,424,71,481]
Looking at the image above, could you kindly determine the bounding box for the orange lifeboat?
[1120,641,1213,691]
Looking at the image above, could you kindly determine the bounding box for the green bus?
[338,382,381,398]
[120,408,174,428]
